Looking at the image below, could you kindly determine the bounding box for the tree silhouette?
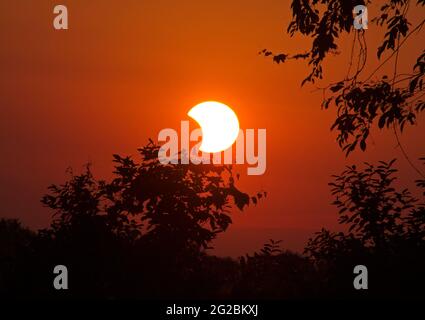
[304,160,425,297]
[263,0,425,158]
[2,0,425,300]
[21,141,265,299]
[234,240,320,299]
[42,142,261,252]
[262,0,425,297]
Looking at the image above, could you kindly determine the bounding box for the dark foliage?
[1,154,425,298]
[306,160,425,297]
[0,143,268,299]
[1,1,424,300]
[263,0,425,155]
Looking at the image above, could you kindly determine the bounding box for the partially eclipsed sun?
[188,101,240,153]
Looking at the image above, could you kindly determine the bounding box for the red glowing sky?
[1,1,424,256]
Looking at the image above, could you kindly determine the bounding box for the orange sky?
[1,0,424,256]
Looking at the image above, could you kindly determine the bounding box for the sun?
[188,101,240,153]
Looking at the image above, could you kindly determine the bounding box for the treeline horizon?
[0,144,424,299]
[1,0,424,299]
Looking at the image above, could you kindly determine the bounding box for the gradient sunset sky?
[1,0,424,256]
